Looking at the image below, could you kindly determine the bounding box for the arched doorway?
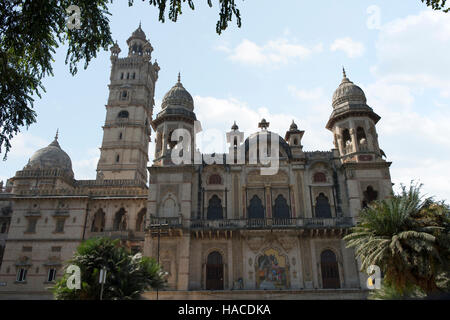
[320,250,340,289]
[273,195,290,221]
[248,195,264,219]
[113,208,127,231]
[91,209,105,232]
[207,195,223,220]
[206,251,224,290]
[315,193,332,218]
[135,209,146,232]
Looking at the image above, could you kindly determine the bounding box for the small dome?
[130,24,146,40]
[289,120,298,131]
[332,70,366,108]
[161,74,194,111]
[24,133,74,177]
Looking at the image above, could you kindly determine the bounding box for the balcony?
[89,230,131,240]
[148,216,353,231]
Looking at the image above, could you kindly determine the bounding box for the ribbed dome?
[161,75,194,111]
[24,135,74,177]
[332,72,366,108]
[129,24,146,41]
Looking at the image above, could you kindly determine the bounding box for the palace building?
[0,26,392,299]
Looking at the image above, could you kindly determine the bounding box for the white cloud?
[194,95,311,153]
[363,9,450,202]
[72,148,100,180]
[221,38,323,66]
[330,37,365,58]
[374,10,450,97]
[288,86,325,101]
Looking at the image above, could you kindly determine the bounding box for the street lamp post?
[150,222,168,300]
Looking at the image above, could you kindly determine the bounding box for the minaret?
[326,68,382,162]
[96,25,160,184]
[326,68,392,215]
[152,73,197,166]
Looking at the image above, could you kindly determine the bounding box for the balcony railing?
[149,216,354,230]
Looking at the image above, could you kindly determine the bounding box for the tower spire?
[55,128,59,141]
[178,72,181,83]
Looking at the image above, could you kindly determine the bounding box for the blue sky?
[1,0,449,202]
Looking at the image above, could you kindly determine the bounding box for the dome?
[332,70,366,108]
[161,74,194,111]
[128,24,146,41]
[24,133,74,177]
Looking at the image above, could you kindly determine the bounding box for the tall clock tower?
[96,25,160,184]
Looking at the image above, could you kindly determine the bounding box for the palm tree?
[344,183,450,297]
[52,237,166,300]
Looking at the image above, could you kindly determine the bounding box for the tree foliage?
[344,182,450,298]
[421,0,450,12]
[0,0,242,159]
[52,237,166,300]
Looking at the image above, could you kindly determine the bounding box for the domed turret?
[24,131,74,178]
[161,73,194,111]
[332,68,367,109]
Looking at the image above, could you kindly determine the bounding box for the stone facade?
[0,28,392,299]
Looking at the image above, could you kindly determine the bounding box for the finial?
[342,66,347,78]
[258,118,270,130]
[139,21,142,29]
[55,128,59,141]
[231,121,239,131]
[177,72,181,83]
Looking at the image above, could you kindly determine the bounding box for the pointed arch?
[91,209,105,232]
[248,195,265,219]
[207,195,223,220]
[315,193,332,218]
[160,193,179,217]
[113,208,127,231]
[136,208,146,232]
[273,194,290,219]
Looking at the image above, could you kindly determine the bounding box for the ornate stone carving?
[278,237,296,251]
[247,236,264,252]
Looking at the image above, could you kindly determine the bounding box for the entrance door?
[320,250,340,289]
[206,251,224,290]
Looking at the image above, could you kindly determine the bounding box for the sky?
[1,0,449,202]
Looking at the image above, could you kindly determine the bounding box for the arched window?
[118,110,129,118]
[116,154,120,163]
[293,138,298,145]
[161,196,177,217]
[362,186,378,208]
[208,174,222,185]
[136,209,146,232]
[315,193,332,218]
[320,250,340,289]
[120,73,124,80]
[132,72,136,79]
[357,127,367,142]
[248,195,264,219]
[113,208,127,231]
[206,251,224,290]
[207,195,223,220]
[119,132,123,140]
[91,209,105,232]
[342,129,352,153]
[313,172,327,183]
[1,222,7,233]
[273,195,290,220]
